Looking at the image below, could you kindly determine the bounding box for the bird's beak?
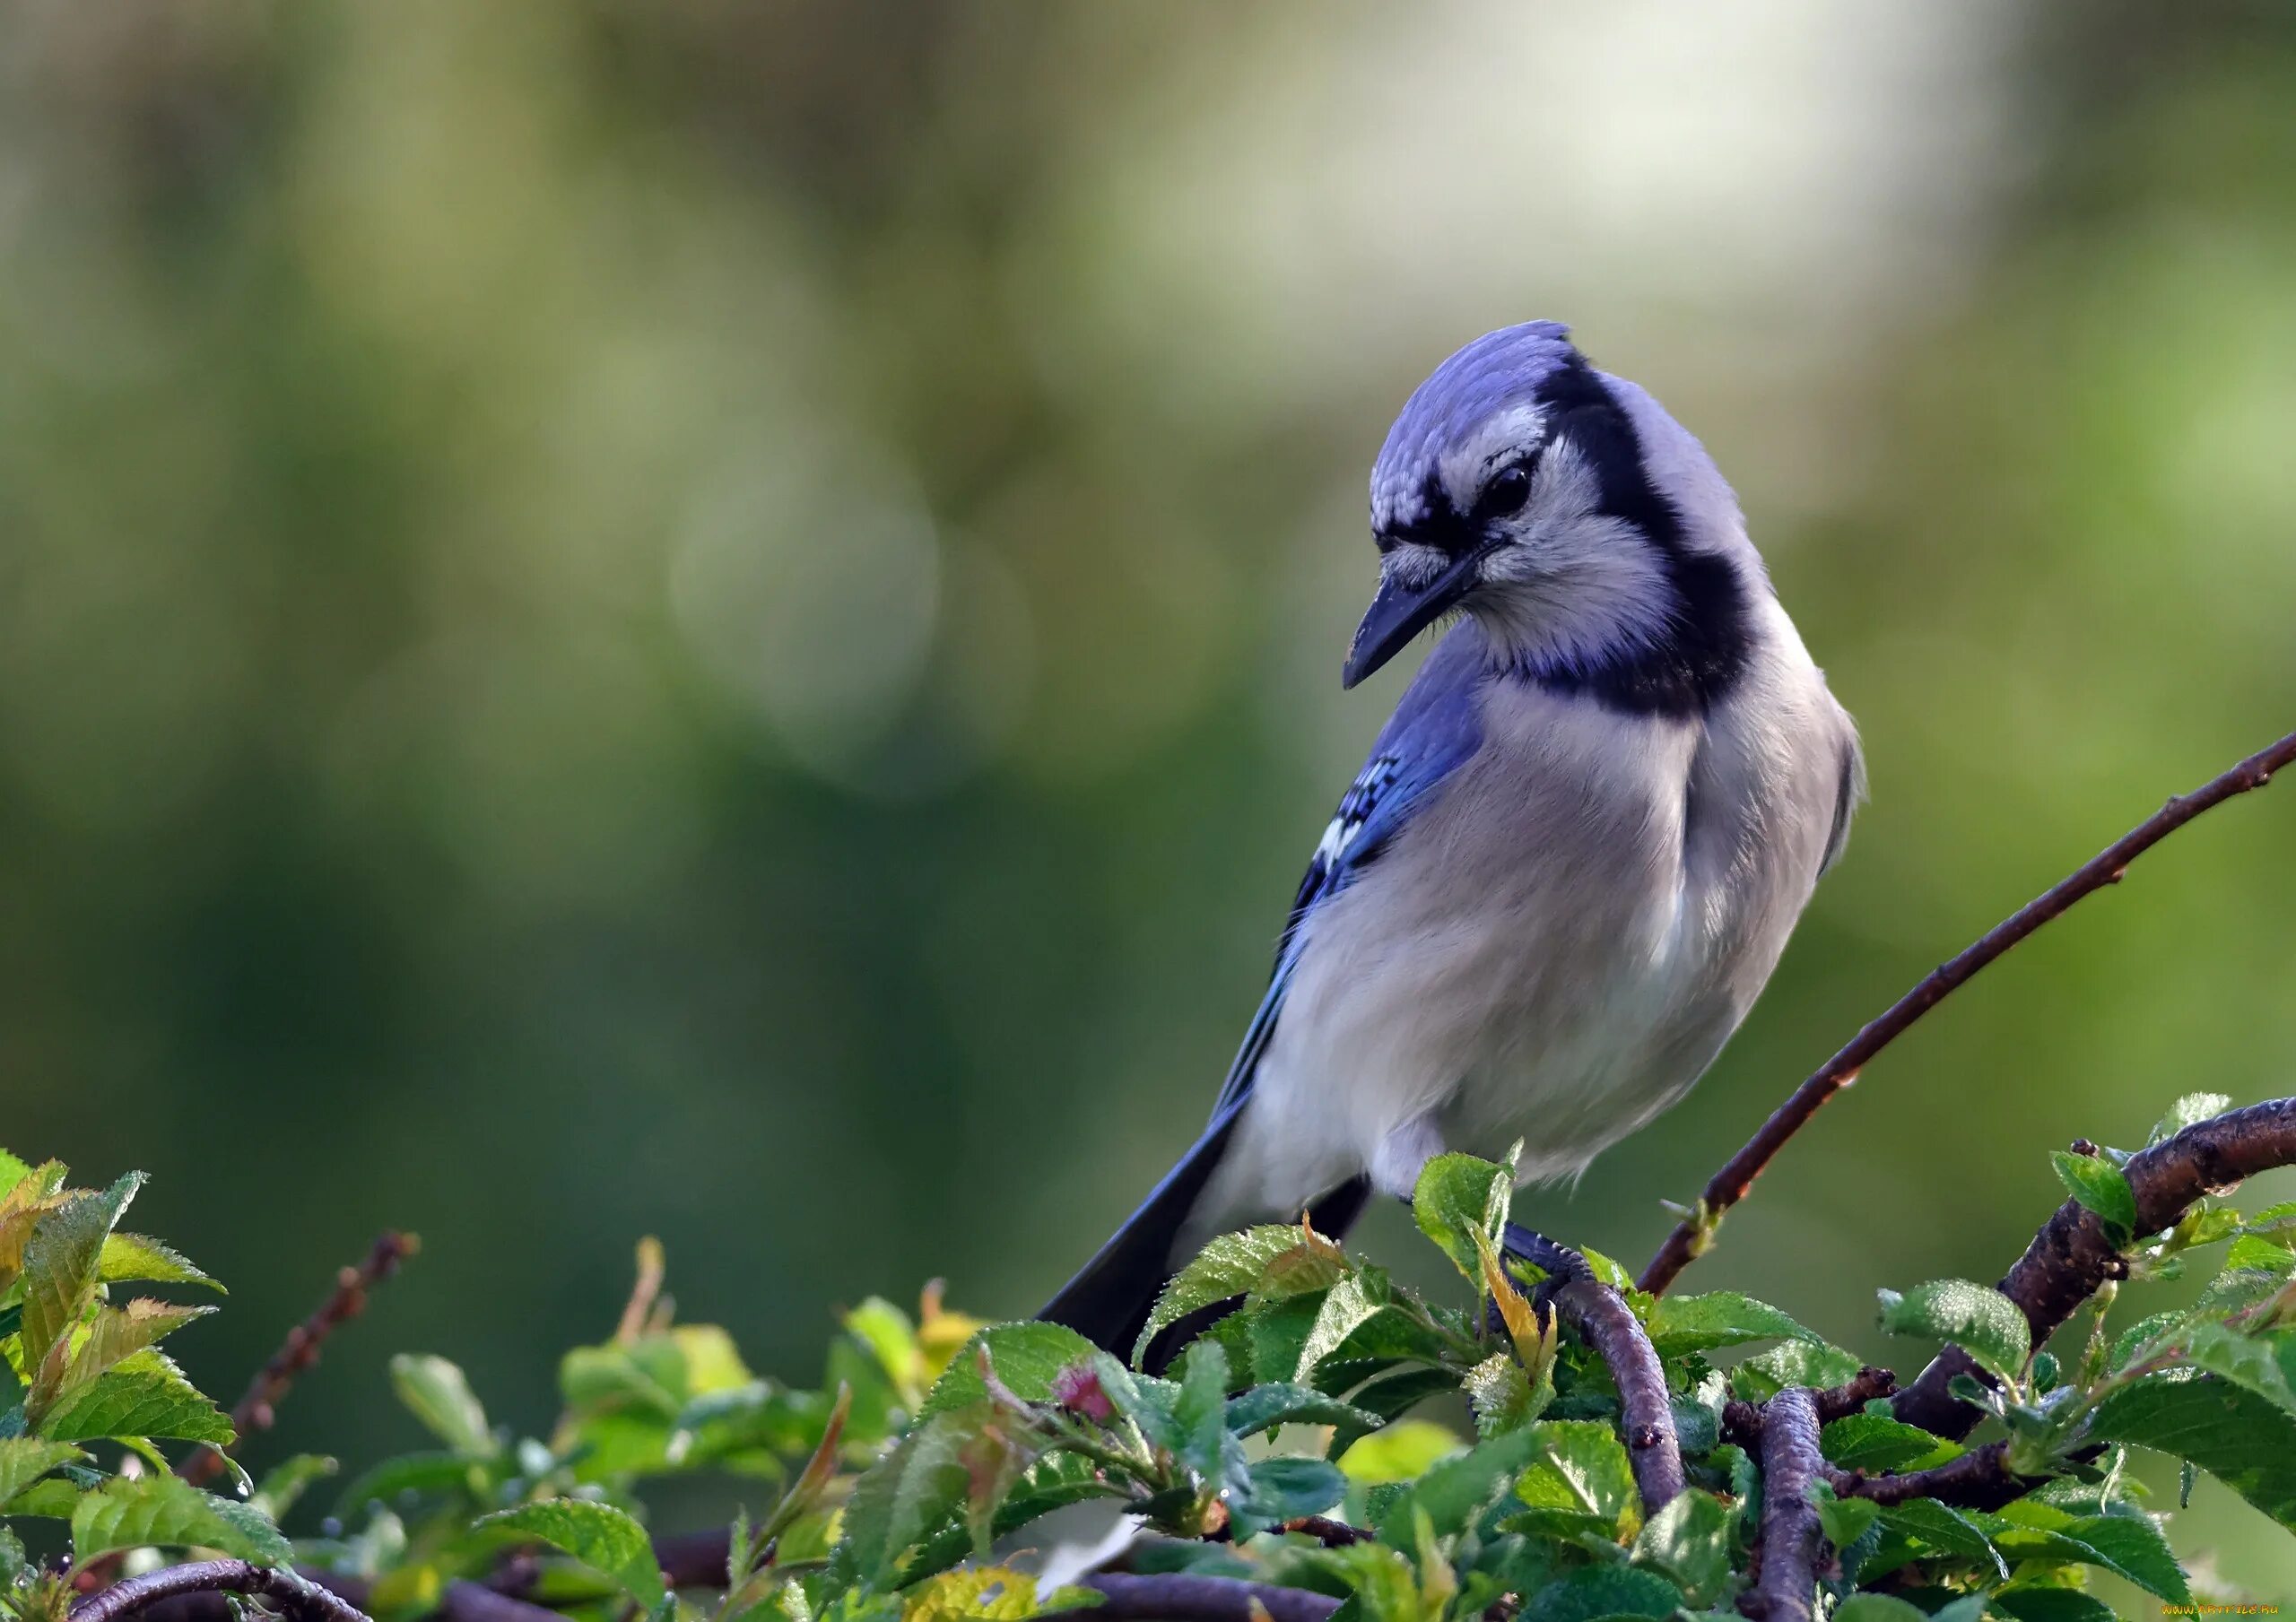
[1342,548,1487,689]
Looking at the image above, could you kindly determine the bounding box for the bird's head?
[1345,322,1758,707]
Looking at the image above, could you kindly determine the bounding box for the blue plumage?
[1039,323,1860,1359]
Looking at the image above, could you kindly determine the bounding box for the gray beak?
[1342,549,1486,689]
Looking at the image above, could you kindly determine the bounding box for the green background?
[4,0,2292,1595]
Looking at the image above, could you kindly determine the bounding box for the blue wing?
[1208,626,1488,1118]
[1039,626,1488,1353]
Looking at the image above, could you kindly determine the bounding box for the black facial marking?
[1509,355,1752,716]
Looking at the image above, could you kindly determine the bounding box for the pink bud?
[1051,1362,1114,1421]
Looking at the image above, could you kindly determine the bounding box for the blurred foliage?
[11,1129,2296,1620]
[3,0,2294,1596]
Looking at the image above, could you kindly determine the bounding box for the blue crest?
[1370,321,1580,534]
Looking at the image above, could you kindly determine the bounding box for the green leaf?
[1814,1487,1880,1555]
[1239,1455,1347,1521]
[332,1451,477,1516]
[248,1453,337,1521]
[1336,1419,1463,1486]
[1832,1599,1930,1622]
[97,1235,220,1292]
[1222,1383,1381,1439]
[2051,1151,2138,1240]
[478,1499,666,1609]
[1819,1413,1960,1474]
[1512,1419,1637,1538]
[832,1405,980,1587]
[1982,1507,2188,1602]
[1413,1153,1512,1281]
[920,1322,1100,1418]
[1520,1564,1681,1622]
[1135,1227,1332,1360]
[0,1438,86,1505]
[1728,1338,1867,1404]
[1877,1500,2006,1579]
[70,1473,291,1565]
[36,1350,233,1444]
[1875,1279,2031,1383]
[389,1354,495,1458]
[1626,1488,1730,1605]
[0,1151,31,1198]
[37,1300,215,1421]
[21,1174,144,1371]
[2088,1368,2296,1529]
[1463,1354,1544,1439]
[1377,1421,1544,1544]
[1994,1589,2121,1622]
[1170,1340,1238,1486]
[1643,1290,1819,1359]
[2152,1092,2233,1143]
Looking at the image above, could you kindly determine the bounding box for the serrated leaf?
[2152,1092,2233,1144]
[0,1438,85,1505]
[331,1451,476,1516]
[1135,1227,1322,1360]
[0,1151,31,1198]
[36,1350,232,1444]
[1994,1589,2120,1622]
[1819,1413,1961,1474]
[40,1300,214,1420]
[832,1405,978,1587]
[1814,1487,1880,1555]
[1222,1383,1381,1439]
[97,1235,220,1292]
[1520,1563,1681,1622]
[70,1472,291,1564]
[1376,1421,1544,1546]
[1171,1340,1236,1486]
[1513,1419,1637,1540]
[1627,1488,1730,1605]
[1413,1152,1512,1281]
[1877,1499,2006,1579]
[1728,1338,1867,1404]
[2089,1367,2296,1528]
[1645,1291,1820,1359]
[1464,1354,1545,1439]
[389,1354,495,1457]
[1981,1507,2187,1602]
[479,1499,665,1608]
[1876,1279,2031,1382]
[21,1174,143,1371]
[920,1322,1100,1418]
[2051,1151,2138,1240]
[1239,1455,1347,1522]
[903,1564,1093,1622]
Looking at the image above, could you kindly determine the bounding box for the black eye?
[1476,462,1532,520]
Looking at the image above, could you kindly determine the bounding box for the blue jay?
[1041,323,1861,1356]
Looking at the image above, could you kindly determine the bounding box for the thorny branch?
[1504,1224,1685,1511]
[1895,1096,2296,1436]
[1639,724,2296,1298]
[1739,1389,1822,1622]
[180,1231,418,1488]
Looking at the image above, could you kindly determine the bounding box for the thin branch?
[1827,1440,2048,1511]
[90,1567,564,1622]
[1895,1096,2296,1436]
[1504,1224,1684,1512]
[1739,1389,1822,1622]
[70,1563,370,1622]
[1046,1573,1340,1622]
[1278,1514,1372,1547]
[180,1231,418,1487]
[1639,725,2296,1298]
[1723,1366,1897,1446]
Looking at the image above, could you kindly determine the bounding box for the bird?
[1039,321,1862,1357]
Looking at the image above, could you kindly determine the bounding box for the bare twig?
[180,1231,418,1487]
[1048,1574,1340,1622]
[1640,726,2296,1298]
[1724,1366,1897,1446]
[1278,1514,1372,1547]
[1504,1224,1684,1512]
[1895,1097,2296,1436]
[1740,1388,1822,1622]
[1826,1440,2048,1511]
[70,1563,370,1622]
